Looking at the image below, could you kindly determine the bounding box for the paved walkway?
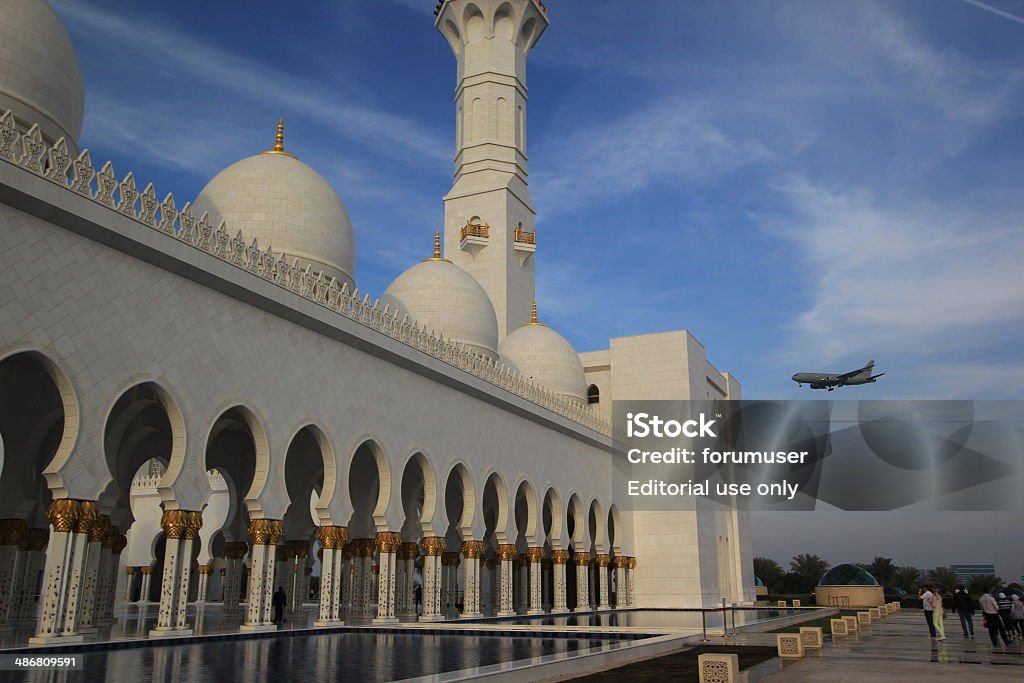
[730,611,1024,681]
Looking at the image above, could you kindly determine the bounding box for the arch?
[493,2,516,41]
[513,479,537,547]
[347,437,391,536]
[0,349,80,502]
[587,384,600,405]
[400,450,437,539]
[566,493,585,546]
[285,422,336,524]
[542,486,563,549]
[204,404,270,513]
[496,97,509,141]
[518,17,538,55]
[443,461,475,540]
[588,498,606,552]
[481,470,509,546]
[607,504,622,554]
[471,98,484,144]
[443,18,462,54]
[283,424,332,540]
[102,380,188,510]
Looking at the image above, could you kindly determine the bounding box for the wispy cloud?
[54,0,448,166]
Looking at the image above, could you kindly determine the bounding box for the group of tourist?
[919,585,1024,647]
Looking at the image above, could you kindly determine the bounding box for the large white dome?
[193,123,356,288]
[0,0,85,152]
[381,238,499,360]
[499,306,587,404]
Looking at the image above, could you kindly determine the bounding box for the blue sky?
[49,1,1024,575]
[53,0,1024,401]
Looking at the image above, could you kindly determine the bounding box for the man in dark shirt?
[272,586,287,625]
[952,585,974,637]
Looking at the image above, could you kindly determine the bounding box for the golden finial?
[422,230,450,262]
[261,116,296,158]
[528,300,546,326]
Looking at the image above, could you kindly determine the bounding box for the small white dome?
[499,306,587,404]
[193,122,356,288]
[0,0,85,151]
[381,240,499,360]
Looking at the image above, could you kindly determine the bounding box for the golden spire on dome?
[528,301,546,326]
[260,116,296,158]
[422,231,451,262]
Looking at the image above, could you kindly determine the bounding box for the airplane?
[791,360,885,391]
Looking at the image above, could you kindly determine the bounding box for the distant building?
[950,564,996,583]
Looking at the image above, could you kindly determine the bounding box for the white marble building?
[0,0,754,645]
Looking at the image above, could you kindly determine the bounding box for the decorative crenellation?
[0,110,615,440]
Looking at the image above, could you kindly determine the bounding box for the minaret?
[435,0,549,339]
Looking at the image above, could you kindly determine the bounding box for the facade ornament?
[527,546,545,562]
[375,531,402,554]
[551,549,570,564]
[461,540,484,559]
[497,544,517,561]
[573,551,591,566]
[248,519,283,546]
[159,510,190,540]
[421,536,446,557]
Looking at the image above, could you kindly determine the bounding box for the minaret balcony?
[513,227,536,264]
[460,222,490,253]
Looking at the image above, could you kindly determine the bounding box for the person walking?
[980,592,1011,647]
[920,585,937,638]
[997,592,1014,642]
[1011,595,1024,638]
[932,587,946,640]
[272,585,287,626]
[953,585,974,637]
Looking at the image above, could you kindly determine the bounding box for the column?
[482,558,496,615]
[31,499,97,644]
[99,530,126,624]
[123,567,136,603]
[573,551,590,611]
[151,510,202,637]
[222,542,247,615]
[357,539,375,619]
[196,566,211,602]
[551,550,569,612]
[314,525,347,627]
[394,548,407,619]
[75,514,107,633]
[527,547,544,614]
[139,566,154,604]
[241,518,282,632]
[542,558,552,612]
[622,557,630,606]
[460,540,483,618]
[596,554,611,610]
[219,568,226,600]
[285,540,309,616]
[398,542,418,621]
[374,532,401,624]
[614,557,628,608]
[517,554,529,613]
[419,537,445,622]
[441,552,460,617]
[0,519,28,630]
[496,544,515,616]
[15,528,48,624]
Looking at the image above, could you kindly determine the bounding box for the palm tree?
[866,557,896,587]
[790,554,830,593]
[926,567,957,595]
[754,557,785,594]
[892,566,921,593]
[968,575,1003,596]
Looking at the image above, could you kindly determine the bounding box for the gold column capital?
[224,541,248,559]
[460,540,485,559]
[25,528,49,552]
[421,536,446,557]
[371,563,380,575]
[0,519,28,546]
[628,557,636,569]
[497,543,517,561]
[596,553,611,567]
[375,531,402,554]
[341,543,354,560]
[248,518,283,545]
[613,556,629,569]
[75,501,99,535]
[46,499,81,533]
[89,515,110,544]
[197,565,212,575]
[527,546,545,562]
[288,539,311,558]
[125,566,137,575]
[112,533,127,555]
[140,565,154,576]
[184,511,203,540]
[573,551,592,566]
[551,549,570,564]
[160,510,190,540]
[441,551,460,567]
[317,525,348,549]
[399,542,420,560]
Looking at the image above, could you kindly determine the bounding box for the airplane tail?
[865,360,875,370]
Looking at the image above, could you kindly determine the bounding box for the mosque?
[0,0,753,644]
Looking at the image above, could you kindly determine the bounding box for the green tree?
[866,557,896,587]
[892,566,921,593]
[790,554,830,593]
[926,567,957,595]
[968,575,1003,596]
[753,557,785,594]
